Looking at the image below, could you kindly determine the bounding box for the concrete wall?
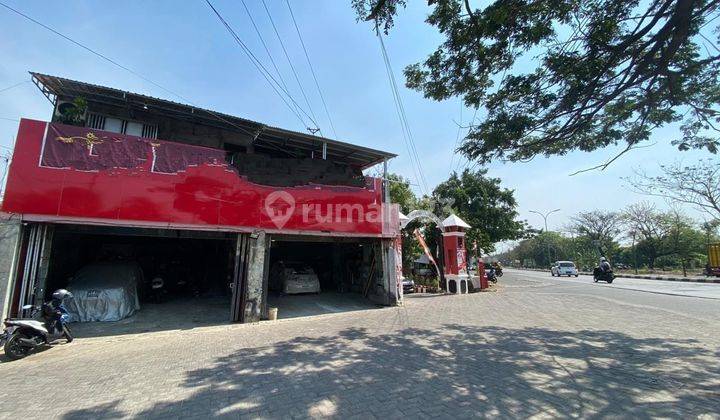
[67,99,253,149]
[244,231,267,323]
[0,219,22,319]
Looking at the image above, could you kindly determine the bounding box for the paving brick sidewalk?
[1,277,719,419]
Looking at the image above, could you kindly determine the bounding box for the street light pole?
[529,208,561,268]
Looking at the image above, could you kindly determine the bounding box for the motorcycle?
[485,267,499,284]
[593,268,615,284]
[495,267,504,277]
[1,289,74,360]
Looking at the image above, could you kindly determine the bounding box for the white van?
[551,261,579,277]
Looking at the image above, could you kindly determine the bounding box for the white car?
[551,261,579,277]
[271,262,321,294]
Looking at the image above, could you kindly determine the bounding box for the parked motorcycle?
[593,268,615,284]
[1,289,74,360]
[148,276,166,303]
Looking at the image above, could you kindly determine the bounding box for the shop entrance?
[266,236,381,319]
[40,224,236,337]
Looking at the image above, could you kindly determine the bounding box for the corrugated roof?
[30,72,396,169]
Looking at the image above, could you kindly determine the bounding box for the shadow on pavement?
[62,324,720,418]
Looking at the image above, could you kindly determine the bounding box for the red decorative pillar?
[441,214,471,293]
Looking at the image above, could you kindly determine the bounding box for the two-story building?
[0,73,402,325]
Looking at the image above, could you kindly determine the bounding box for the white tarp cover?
[65,262,142,322]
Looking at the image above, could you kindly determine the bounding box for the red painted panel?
[2,120,389,235]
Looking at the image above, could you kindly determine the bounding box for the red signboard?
[1,120,392,236]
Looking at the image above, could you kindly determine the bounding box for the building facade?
[0,73,402,323]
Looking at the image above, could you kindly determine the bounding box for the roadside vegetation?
[388,170,527,277]
[499,206,719,276]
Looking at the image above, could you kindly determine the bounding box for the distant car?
[402,278,415,294]
[551,261,579,277]
[271,262,321,295]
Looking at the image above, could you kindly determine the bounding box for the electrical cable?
[259,0,321,134]
[206,0,323,132]
[376,27,429,194]
[0,80,29,94]
[239,0,296,114]
[449,101,463,173]
[379,33,429,193]
[0,0,265,139]
[453,107,478,173]
[285,0,338,139]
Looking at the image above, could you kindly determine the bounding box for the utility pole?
[529,208,561,267]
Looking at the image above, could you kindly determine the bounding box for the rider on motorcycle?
[599,257,611,273]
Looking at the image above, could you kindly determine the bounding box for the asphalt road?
[505,268,720,322]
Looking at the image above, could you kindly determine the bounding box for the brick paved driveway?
[1,274,719,419]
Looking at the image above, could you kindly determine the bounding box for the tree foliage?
[387,173,417,213]
[432,168,527,253]
[567,210,623,247]
[627,159,720,220]
[506,203,712,272]
[354,0,720,165]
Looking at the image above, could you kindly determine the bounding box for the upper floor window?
[86,112,158,139]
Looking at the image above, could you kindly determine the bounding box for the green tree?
[567,210,623,256]
[354,0,720,165]
[386,173,422,275]
[432,169,526,253]
[622,202,671,269]
[387,173,417,213]
[662,209,707,275]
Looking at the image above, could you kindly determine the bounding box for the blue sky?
[0,1,712,242]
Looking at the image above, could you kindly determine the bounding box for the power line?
[0,80,29,95]
[285,0,338,139]
[449,101,463,173]
[376,27,429,195]
[377,46,422,194]
[0,1,261,138]
[453,106,478,174]
[259,0,321,135]
[205,0,323,133]
[377,30,425,194]
[239,0,295,109]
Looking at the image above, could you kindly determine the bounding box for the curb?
[512,268,720,284]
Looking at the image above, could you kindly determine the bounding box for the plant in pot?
[57,97,88,126]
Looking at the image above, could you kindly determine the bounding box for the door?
[11,223,53,317]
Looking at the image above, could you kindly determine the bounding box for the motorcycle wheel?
[4,332,31,360]
[607,279,614,284]
[593,277,599,283]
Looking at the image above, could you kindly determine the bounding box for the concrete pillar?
[379,238,399,305]
[244,230,267,322]
[0,219,23,319]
